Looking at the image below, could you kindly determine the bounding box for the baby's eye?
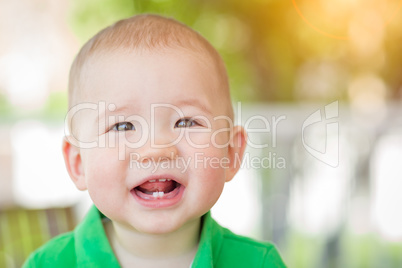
[112,122,135,131]
[175,118,199,128]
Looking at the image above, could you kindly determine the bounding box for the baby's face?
[71,48,237,234]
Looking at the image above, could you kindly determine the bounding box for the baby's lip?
[131,174,184,190]
[130,174,185,208]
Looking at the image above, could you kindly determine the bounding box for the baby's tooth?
[158,191,164,197]
[149,179,156,182]
[167,179,171,181]
[159,179,166,182]
[153,192,158,197]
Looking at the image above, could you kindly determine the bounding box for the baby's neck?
[104,218,200,268]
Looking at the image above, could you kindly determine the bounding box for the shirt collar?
[191,211,222,268]
[74,205,120,267]
[74,206,220,267]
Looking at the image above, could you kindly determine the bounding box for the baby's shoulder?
[215,225,286,267]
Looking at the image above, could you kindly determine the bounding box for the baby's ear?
[62,137,87,191]
[225,126,247,182]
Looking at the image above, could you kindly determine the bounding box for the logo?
[302,101,339,167]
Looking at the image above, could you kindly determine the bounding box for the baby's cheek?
[182,131,211,149]
[105,131,145,149]
[183,128,230,149]
[84,149,125,186]
[194,165,226,206]
[190,148,228,179]
[211,130,230,148]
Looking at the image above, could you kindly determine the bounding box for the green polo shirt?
[23,205,286,267]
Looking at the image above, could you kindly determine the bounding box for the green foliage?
[68,0,135,42]
[0,93,13,118]
[41,91,69,120]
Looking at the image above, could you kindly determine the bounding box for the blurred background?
[1,0,402,267]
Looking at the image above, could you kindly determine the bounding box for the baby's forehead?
[91,45,218,67]
[78,45,226,95]
[73,51,230,124]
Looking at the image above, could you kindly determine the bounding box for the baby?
[24,14,286,267]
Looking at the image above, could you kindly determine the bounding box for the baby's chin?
[136,215,201,236]
[138,225,183,235]
[101,208,192,235]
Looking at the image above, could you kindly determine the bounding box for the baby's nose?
[138,129,180,163]
[138,143,178,163]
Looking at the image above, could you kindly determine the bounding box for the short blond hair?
[68,14,233,123]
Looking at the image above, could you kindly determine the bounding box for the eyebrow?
[96,98,212,123]
[173,98,212,116]
[96,105,131,123]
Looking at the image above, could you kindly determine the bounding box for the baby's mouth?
[133,178,182,200]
